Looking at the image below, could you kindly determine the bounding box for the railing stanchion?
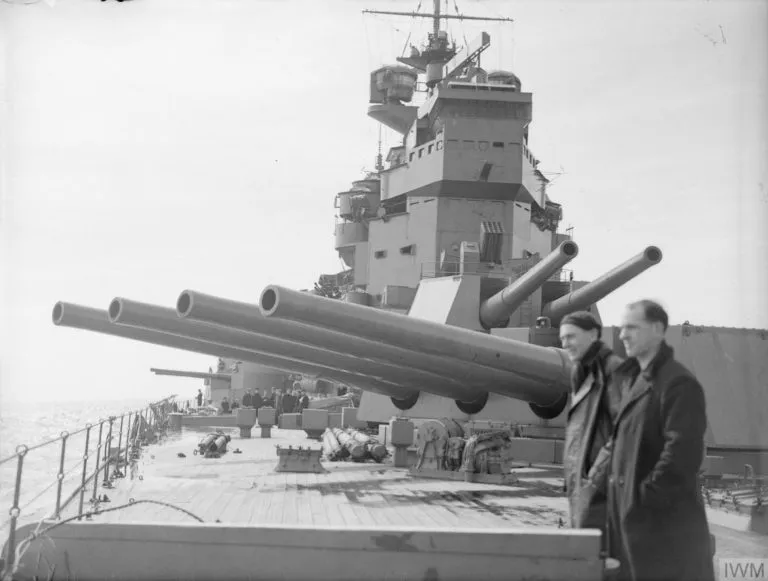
[0,397,175,575]
[78,424,92,519]
[0,398,176,580]
[125,412,133,467]
[91,421,104,502]
[53,431,69,519]
[139,409,146,442]
[3,445,28,577]
[116,414,125,475]
[103,417,114,485]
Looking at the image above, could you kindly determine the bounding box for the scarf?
[572,340,612,392]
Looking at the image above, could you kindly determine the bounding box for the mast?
[363,1,512,87]
[375,125,384,173]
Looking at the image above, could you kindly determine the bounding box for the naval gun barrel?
[111,297,477,402]
[479,240,579,328]
[52,302,414,400]
[259,285,572,409]
[149,368,231,381]
[177,290,559,408]
[541,246,663,325]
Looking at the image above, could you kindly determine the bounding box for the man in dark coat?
[274,389,284,417]
[608,300,714,581]
[242,389,253,408]
[253,389,264,410]
[282,390,296,414]
[299,392,310,412]
[559,312,623,542]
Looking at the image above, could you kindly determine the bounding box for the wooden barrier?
[7,521,604,581]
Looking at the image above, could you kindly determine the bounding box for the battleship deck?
[7,425,766,581]
[83,427,568,529]
[74,426,767,560]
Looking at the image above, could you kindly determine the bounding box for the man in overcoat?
[559,312,623,540]
[253,389,264,411]
[608,300,714,581]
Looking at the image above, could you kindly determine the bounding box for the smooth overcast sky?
[1,0,766,406]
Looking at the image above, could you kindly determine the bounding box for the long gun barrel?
[149,368,232,381]
[259,285,572,407]
[110,297,478,402]
[479,240,579,328]
[541,246,663,325]
[52,302,414,400]
[177,290,559,406]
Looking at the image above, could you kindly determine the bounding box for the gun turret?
[259,284,572,417]
[177,290,558,412]
[479,240,579,329]
[541,246,663,325]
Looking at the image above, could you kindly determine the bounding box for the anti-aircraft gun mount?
[52,243,662,424]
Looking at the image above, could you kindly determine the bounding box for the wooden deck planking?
[294,473,314,527]
[306,473,330,527]
[179,479,225,524]
[284,472,300,525]
[217,488,252,524]
[90,427,578,531]
[397,480,452,528]
[266,475,288,525]
[340,468,378,527]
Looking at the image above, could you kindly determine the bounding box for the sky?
[0,0,766,406]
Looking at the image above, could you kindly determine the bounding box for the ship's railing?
[420,260,573,283]
[0,395,177,578]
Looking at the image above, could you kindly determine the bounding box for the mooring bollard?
[258,407,277,438]
[168,412,183,431]
[236,408,257,438]
[391,418,415,468]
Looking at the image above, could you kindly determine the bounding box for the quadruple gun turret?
[53,245,662,420]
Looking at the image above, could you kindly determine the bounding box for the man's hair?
[560,311,602,339]
[628,299,669,331]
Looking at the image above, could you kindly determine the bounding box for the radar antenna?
[363,1,512,85]
[362,0,513,32]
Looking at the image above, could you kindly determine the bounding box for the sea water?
[0,398,156,536]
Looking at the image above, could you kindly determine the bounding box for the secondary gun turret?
[479,240,579,329]
[542,246,663,326]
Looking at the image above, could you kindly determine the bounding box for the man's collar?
[641,341,673,380]
[617,341,673,380]
[637,343,662,372]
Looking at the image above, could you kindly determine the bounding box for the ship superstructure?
[335,6,561,317]
[327,4,586,425]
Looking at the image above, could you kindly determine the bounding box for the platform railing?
[0,396,176,578]
[420,260,573,283]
